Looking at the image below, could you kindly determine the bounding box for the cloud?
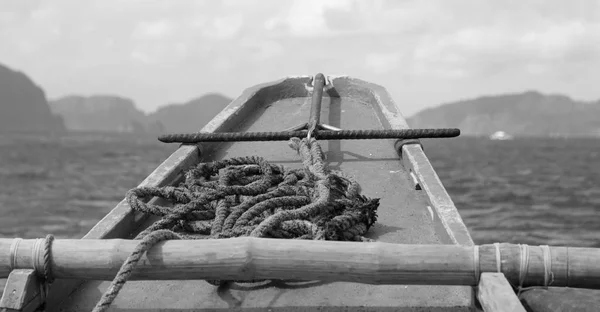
[130,50,155,65]
[262,0,451,38]
[0,0,599,115]
[264,0,380,38]
[407,14,600,79]
[365,53,402,74]
[239,39,285,61]
[212,56,235,71]
[132,20,174,40]
[202,13,244,39]
[285,0,353,37]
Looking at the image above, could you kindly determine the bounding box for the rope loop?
[540,245,554,287]
[25,234,55,310]
[516,244,531,296]
[473,245,480,284]
[91,138,380,312]
[43,234,56,285]
[493,242,502,273]
[9,237,22,271]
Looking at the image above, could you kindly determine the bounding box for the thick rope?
[516,244,530,296]
[9,238,22,271]
[494,242,502,273]
[33,234,55,311]
[540,244,554,287]
[515,245,555,298]
[473,245,480,284]
[44,234,55,284]
[488,244,556,298]
[92,230,182,312]
[93,137,380,311]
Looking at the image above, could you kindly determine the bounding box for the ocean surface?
[0,132,598,244]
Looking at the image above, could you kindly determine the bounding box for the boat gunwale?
[43,75,474,310]
[44,76,292,309]
[333,76,474,246]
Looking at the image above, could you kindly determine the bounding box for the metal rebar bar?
[307,73,326,138]
[158,128,460,143]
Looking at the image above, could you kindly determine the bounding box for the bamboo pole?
[0,238,598,289]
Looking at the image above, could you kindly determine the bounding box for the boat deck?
[50,77,474,311]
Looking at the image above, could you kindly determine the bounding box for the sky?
[1,0,599,116]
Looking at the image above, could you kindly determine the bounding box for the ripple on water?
[0,134,598,248]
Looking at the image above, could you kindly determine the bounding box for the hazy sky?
[1,0,599,116]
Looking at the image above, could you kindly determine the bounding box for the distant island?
[0,64,65,133]
[146,93,232,133]
[49,95,157,133]
[0,61,232,135]
[2,61,600,137]
[49,93,232,134]
[407,91,600,137]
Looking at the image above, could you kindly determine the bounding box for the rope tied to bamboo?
[92,137,380,312]
[11,234,56,310]
[485,243,555,298]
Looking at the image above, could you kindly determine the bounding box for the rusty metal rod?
[307,73,326,136]
[158,128,460,143]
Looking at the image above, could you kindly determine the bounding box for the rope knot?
[94,138,381,311]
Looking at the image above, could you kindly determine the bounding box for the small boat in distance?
[489,130,514,140]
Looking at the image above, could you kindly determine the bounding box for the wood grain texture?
[477,273,526,312]
[400,144,474,246]
[2,238,599,290]
[520,287,600,312]
[40,76,311,310]
[34,75,477,311]
[0,270,43,312]
[343,74,473,247]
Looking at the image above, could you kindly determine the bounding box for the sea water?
[1,133,598,246]
[0,132,599,295]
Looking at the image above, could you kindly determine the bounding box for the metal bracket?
[284,73,342,139]
[394,139,423,159]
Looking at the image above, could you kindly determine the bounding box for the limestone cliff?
[408,91,600,137]
[49,95,157,133]
[147,93,232,133]
[0,63,65,133]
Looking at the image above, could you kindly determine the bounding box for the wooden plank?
[477,273,526,312]
[0,270,43,312]
[4,239,600,289]
[43,76,312,310]
[82,76,294,241]
[520,287,600,312]
[401,144,474,246]
[328,76,474,246]
[47,75,477,311]
[2,239,476,284]
[477,243,600,289]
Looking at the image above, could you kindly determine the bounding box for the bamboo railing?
[1,237,598,289]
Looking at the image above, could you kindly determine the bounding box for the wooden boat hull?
[47,76,475,311]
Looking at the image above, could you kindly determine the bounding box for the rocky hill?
[49,93,232,134]
[49,95,163,133]
[407,91,600,137]
[0,63,65,133]
[147,93,232,133]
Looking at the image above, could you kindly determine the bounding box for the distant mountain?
[49,95,164,133]
[0,63,65,133]
[408,91,600,137]
[48,93,231,133]
[147,93,232,133]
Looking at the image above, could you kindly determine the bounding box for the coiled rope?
[92,137,380,312]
